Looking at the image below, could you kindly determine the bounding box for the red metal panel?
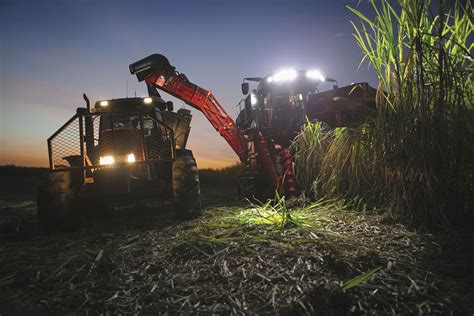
[145,74,247,162]
[254,132,279,193]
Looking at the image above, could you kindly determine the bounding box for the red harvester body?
[130,54,376,198]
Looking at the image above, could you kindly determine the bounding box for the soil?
[0,169,473,314]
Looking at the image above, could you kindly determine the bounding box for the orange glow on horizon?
[195,156,239,170]
[0,148,238,170]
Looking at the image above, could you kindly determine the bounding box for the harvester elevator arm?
[129,54,246,162]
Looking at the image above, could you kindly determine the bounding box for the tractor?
[38,93,200,233]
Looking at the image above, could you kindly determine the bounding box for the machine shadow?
[79,199,178,233]
[79,185,241,233]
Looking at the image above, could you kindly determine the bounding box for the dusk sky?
[0,0,378,169]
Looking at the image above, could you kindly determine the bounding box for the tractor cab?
[86,96,174,167]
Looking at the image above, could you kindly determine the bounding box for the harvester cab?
[38,89,200,233]
[239,68,376,131]
[237,69,327,146]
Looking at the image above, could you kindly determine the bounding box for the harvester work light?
[100,101,109,106]
[306,69,325,81]
[250,93,258,106]
[268,68,297,83]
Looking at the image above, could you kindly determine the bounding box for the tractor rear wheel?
[37,171,79,233]
[172,150,201,219]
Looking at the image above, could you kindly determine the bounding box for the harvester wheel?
[238,170,274,202]
[172,150,201,219]
[37,171,79,233]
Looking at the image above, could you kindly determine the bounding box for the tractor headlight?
[306,69,325,81]
[272,68,297,82]
[127,153,136,163]
[143,97,153,104]
[99,100,109,106]
[99,155,114,165]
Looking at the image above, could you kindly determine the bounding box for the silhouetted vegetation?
[294,0,473,228]
[0,166,47,200]
[198,163,244,187]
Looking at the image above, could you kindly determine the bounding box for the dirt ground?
[0,181,473,315]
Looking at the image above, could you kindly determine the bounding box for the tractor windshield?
[100,113,155,132]
[96,112,163,163]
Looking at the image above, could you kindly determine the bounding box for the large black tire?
[37,171,79,233]
[172,150,201,218]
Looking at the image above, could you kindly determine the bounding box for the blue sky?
[0,0,378,168]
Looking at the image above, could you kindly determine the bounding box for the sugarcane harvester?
[129,54,376,199]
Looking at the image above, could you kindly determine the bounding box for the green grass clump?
[233,195,349,230]
[294,0,473,228]
[177,197,351,252]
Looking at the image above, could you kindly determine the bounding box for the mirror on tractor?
[241,82,249,95]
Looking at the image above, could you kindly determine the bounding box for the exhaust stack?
[83,93,96,162]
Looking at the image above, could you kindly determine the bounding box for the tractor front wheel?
[172,150,201,219]
[37,171,79,233]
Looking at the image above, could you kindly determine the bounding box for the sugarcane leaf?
[342,266,382,291]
